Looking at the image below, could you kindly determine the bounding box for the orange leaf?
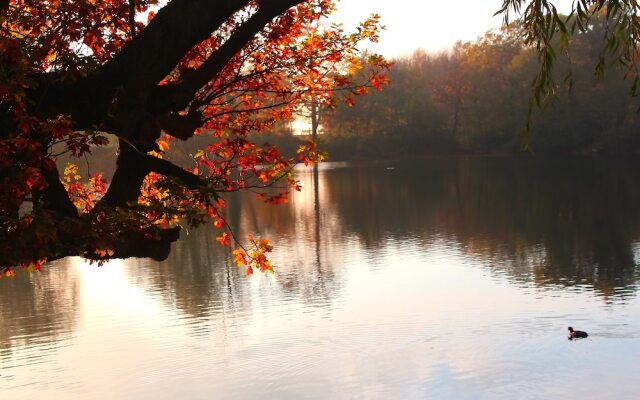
[216,232,231,247]
[157,140,170,152]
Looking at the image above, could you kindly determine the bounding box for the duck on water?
[568,327,588,340]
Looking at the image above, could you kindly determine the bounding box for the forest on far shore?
[286,14,640,159]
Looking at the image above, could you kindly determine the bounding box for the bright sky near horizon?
[332,0,502,57]
[331,0,578,56]
[146,2,503,56]
[330,0,506,57]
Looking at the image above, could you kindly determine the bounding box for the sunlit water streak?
[1,158,640,399]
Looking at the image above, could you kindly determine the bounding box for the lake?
[1,157,640,399]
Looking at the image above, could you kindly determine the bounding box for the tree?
[0,0,388,274]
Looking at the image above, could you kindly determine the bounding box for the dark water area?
[345,156,640,298]
[1,157,640,399]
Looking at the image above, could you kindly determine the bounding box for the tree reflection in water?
[134,157,640,318]
[0,266,79,373]
[323,157,640,300]
[122,164,344,332]
[2,157,639,360]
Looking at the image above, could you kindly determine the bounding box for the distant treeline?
[318,16,640,157]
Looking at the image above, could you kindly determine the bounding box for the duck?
[568,326,588,340]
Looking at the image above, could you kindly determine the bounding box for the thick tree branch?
[31,0,251,132]
[100,141,205,208]
[145,155,203,189]
[157,112,203,140]
[102,0,252,95]
[31,1,305,140]
[37,162,79,219]
[109,226,181,261]
[150,0,304,114]
[45,226,182,263]
[100,143,151,207]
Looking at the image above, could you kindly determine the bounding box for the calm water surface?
[2,157,640,399]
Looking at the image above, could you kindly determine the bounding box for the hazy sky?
[330,0,507,56]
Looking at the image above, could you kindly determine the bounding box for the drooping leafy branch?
[497,0,640,108]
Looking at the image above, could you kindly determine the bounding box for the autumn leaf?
[215,232,231,247]
[157,140,170,152]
